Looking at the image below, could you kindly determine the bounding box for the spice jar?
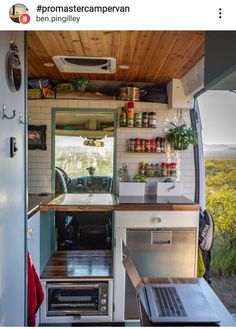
[148,112,157,128]
[142,112,148,127]
[127,101,134,127]
[119,106,127,127]
[134,112,142,128]
[160,137,166,153]
[129,138,135,152]
[167,163,172,176]
[139,161,147,175]
[145,163,156,177]
[150,139,156,152]
[134,138,141,152]
[155,163,161,177]
[145,139,151,152]
[170,162,177,177]
[140,139,146,152]
[155,137,161,152]
[161,162,168,177]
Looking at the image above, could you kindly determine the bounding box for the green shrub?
[205,160,236,276]
[211,237,236,276]
[205,160,236,246]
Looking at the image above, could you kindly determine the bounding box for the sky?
[198,90,236,145]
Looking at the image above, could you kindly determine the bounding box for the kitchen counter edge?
[39,203,200,212]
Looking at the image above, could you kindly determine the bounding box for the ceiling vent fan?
[52,56,116,74]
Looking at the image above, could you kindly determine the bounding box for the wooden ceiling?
[28,31,205,83]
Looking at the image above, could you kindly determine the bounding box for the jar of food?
[129,138,135,152]
[167,163,171,176]
[155,163,161,177]
[127,101,134,116]
[145,139,151,152]
[142,112,148,127]
[134,138,141,152]
[160,137,166,152]
[119,106,127,127]
[150,139,156,152]
[140,139,146,152]
[127,118,134,127]
[139,161,147,175]
[145,163,156,177]
[148,112,157,128]
[127,101,134,127]
[161,162,168,177]
[134,112,142,128]
[155,137,161,152]
[170,162,177,177]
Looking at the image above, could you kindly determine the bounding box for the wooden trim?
[40,203,200,212]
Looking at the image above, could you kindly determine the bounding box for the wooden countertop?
[28,193,54,218]
[39,193,199,212]
[41,250,113,280]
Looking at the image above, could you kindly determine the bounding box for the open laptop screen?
[122,240,144,291]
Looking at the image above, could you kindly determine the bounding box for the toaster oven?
[40,280,113,324]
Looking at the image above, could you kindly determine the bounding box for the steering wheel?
[56,167,72,187]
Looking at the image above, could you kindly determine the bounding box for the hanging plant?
[166,122,198,150]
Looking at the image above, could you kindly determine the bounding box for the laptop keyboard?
[153,287,187,317]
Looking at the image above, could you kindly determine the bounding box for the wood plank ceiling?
[28,31,205,83]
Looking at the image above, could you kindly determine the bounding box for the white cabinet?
[27,211,40,326]
[113,210,199,322]
[28,211,40,274]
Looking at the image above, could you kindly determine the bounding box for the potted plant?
[72,77,89,92]
[118,164,147,196]
[133,173,147,183]
[166,122,198,150]
[118,163,129,182]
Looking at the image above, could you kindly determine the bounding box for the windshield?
[55,135,113,178]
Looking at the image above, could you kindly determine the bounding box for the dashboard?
[69,176,112,193]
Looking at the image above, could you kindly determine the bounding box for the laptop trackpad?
[148,284,220,323]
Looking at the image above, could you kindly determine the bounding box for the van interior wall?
[28,99,195,200]
[0,31,26,326]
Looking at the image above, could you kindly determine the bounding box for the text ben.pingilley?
[36,15,81,23]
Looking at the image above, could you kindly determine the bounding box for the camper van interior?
[0,30,235,326]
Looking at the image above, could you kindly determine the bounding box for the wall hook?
[2,104,16,120]
[19,112,31,125]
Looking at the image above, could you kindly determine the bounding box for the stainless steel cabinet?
[113,210,199,322]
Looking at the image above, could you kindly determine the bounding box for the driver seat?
[55,168,68,194]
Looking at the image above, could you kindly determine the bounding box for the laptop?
[122,241,220,325]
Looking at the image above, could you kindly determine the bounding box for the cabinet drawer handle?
[27,228,33,239]
[152,217,162,224]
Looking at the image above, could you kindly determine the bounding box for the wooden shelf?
[56,129,113,137]
[128,152,166,154]
[119,126,156,129]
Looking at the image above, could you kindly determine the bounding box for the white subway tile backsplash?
[28,100,195,197]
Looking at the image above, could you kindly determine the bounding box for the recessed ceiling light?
[43,62,54,67]
[119,64,129,70]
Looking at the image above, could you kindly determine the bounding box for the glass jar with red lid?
[150,139,156,152]
[170,162,177,177]
[134,138,141,152]
[161,162,168,177]
[145,139,151,152]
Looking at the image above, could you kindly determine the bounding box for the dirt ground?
[211,275,236,314]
